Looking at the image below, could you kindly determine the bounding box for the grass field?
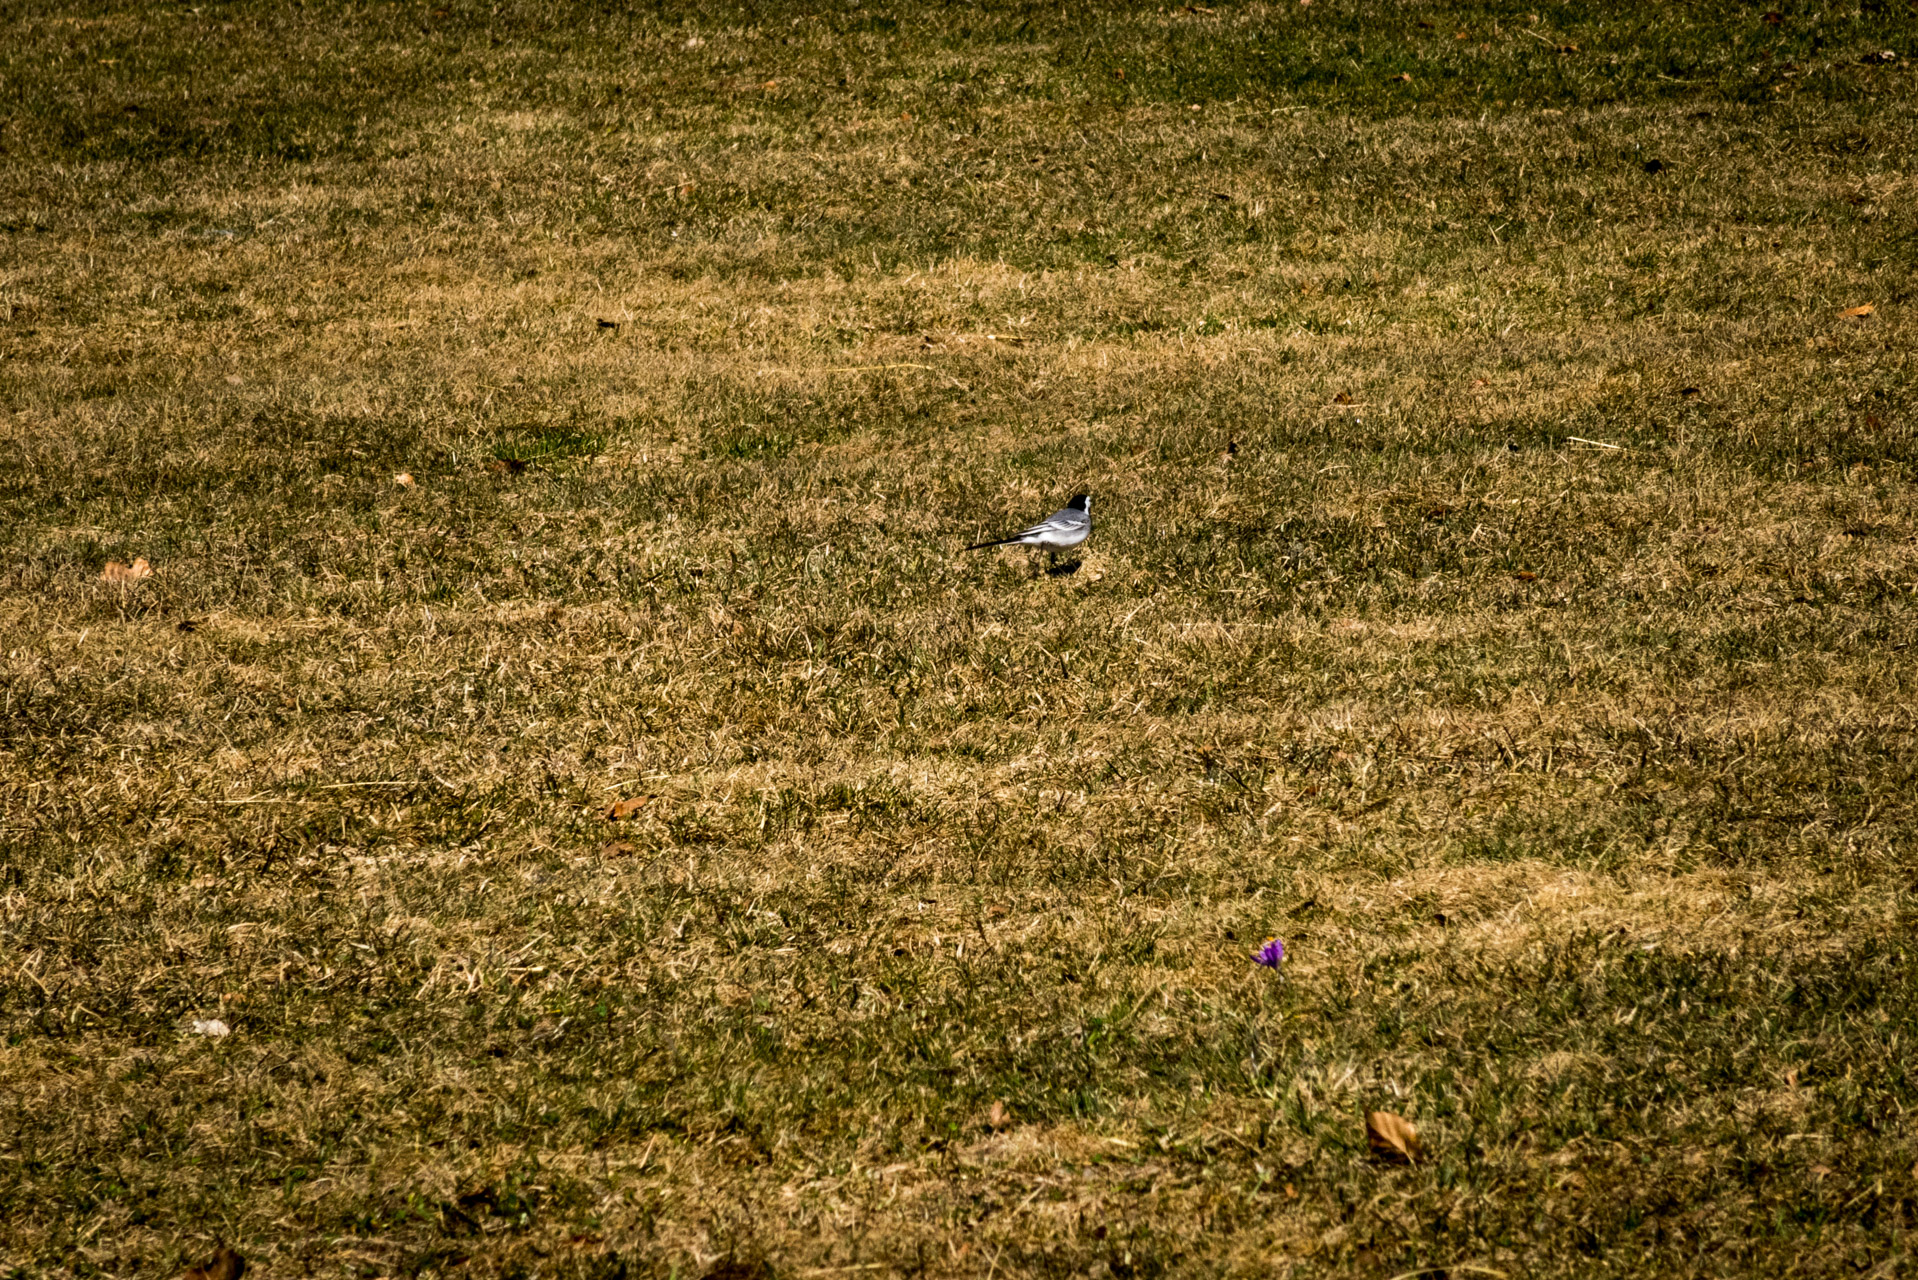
[3,1,1917,1276]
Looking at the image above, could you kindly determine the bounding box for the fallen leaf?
[394,472,415,487]
[190,1018,230,1038]
[180,1245,247,1280]
[102,557,152,584]
[1283,1182,1299,1198]
[599,839,638,857]
[604,796,651,821]
[1840,304,1875,318]
[986,1100,1008,1130]
[1515,571,1539,582]
[1365,1110,1422,1164]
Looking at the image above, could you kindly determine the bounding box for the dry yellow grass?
[3,1,1916,1277]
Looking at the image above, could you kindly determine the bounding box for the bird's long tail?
[965,536,1022,551]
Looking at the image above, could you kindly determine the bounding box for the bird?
[966,494,1092,566]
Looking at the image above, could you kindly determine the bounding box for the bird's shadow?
[1044,560,1083,577]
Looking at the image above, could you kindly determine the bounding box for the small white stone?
[190,1019,230,1038]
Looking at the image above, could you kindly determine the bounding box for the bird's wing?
[1042,510,1092,534]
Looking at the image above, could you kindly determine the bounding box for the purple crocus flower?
[1252,937,1287,968]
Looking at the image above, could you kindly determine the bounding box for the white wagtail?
[966,494,1092,565]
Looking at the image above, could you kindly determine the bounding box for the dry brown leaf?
[986,1099,1008,1130]
[102,557,152,584]
[1365,1110,1422,1164]
[180,1245,247,1280]
[599,839,638,857]
[394,472,415,487]
[1515,571,1539,582]
[604,796,651,821]
[1840,304,1875,318]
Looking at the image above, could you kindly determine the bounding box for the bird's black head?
[1068,494,1092,513]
